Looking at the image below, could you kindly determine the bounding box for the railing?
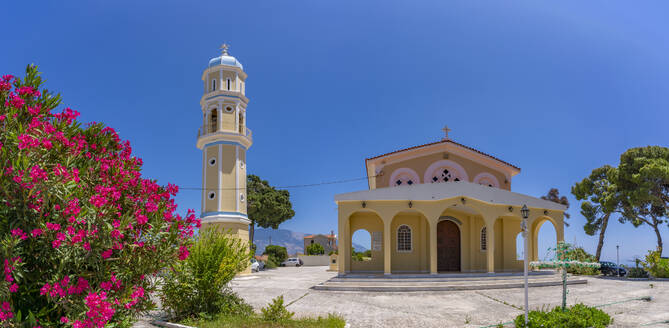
[197,125,253,140]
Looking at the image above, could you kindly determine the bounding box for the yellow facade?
[197,46,253,274]
[338,134,565,274]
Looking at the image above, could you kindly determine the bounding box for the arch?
[438,215,462,226]
[397,225,412,252]
[473,172,500,188]
[347,211,384,273]
[209,108,218,133]
[389,168,420,187]
[424,160,469,184]
[531,216,558,262]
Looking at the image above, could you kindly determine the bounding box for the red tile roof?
[366,139,520,171]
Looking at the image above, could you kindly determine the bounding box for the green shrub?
[627,267,649,278]
[564,247,600,275]
[217,290,253,317]
[352,251,364,261]
[328,250,338,256]
[160,228,251,320]
[306,243,325,255]
[264,244,288,264]
[261,295,294,322]
[514,303,611,328]
[265,257,278,269]
[643,250,669,278]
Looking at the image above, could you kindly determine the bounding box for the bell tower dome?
[196,44,252,241]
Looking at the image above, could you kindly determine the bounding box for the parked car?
[250,258,260,272]
[281,258,302,267]
[257,260,265,271]
[599,261,627,276]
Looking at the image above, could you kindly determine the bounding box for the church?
[335,130,566,274]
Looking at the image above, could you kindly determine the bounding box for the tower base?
[200,214,252,274]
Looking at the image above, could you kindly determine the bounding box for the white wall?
[298,255,330,266]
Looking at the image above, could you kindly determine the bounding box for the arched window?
[209,109,217,132]
[227,79,231,90]
[397,225,412,252]
[389,168,420,187]
[473,172,500,188]
[480,227,487,251]
[238,112,244,133]
[424,160,469,184]
[211,79,216,91]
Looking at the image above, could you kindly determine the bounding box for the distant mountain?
[252,228,367,255]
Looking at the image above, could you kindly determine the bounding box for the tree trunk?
[652,222,663,256]
[595,213,610,261]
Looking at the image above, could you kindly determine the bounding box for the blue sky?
[2,1,668,264]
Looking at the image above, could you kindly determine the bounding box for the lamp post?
[521,204,530,325]
[616,245,620,277]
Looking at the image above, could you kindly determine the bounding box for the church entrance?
[437,220,461,272]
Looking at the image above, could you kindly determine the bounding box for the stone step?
[312,278,587,292]
[329,274,560,283]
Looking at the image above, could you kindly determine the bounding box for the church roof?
[334,180,567,211]
[366,139,520,171]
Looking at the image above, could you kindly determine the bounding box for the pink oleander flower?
[31,228,43,237]
[101,249,112,259]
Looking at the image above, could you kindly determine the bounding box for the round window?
[225,106,234,113]
[208,191,216,200]
[240,193,245,202]
[240,161,245,169]
[208,158,216,166]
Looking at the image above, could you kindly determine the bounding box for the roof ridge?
[366,139,520,171]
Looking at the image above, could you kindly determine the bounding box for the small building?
[304,232,338,254]
[335,128,566,275]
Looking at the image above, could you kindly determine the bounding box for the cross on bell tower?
[442,125,452,140]
[220,43,230,55]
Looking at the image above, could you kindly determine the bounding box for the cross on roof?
[220,43,229,55]
[442,125,452,140]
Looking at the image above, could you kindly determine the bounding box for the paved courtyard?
[231,266,669,327]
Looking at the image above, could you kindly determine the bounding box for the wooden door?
[437,220,461,272]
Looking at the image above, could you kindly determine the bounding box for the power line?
[179,174,381,191]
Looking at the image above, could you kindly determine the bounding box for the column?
[338,211,348,274]
[383,220,391,275]
[485,217,495,273]
[429,220,437,274]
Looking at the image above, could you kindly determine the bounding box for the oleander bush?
[643,250,669,278]
[0,66,200,327]
[514,303,611,328]
[160,228,251,320]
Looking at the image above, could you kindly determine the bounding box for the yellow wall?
[237,149,247,215]
[219,145,236,212]
[390,213,429,272]
[374,151,509,190]
[204,146,219,213]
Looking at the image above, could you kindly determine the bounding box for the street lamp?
[521,204,530,326]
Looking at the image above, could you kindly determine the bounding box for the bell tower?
[197,44,252,242]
